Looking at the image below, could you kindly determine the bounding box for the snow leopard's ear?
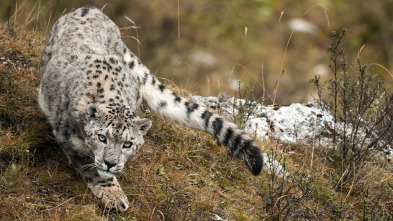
[135,118,152,135]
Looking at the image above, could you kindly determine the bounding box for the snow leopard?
[38,6,263,211]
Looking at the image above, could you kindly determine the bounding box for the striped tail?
[124,51,263,175]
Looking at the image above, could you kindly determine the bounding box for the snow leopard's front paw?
[88,178,129,212]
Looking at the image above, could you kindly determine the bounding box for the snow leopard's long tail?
[124,51,263,175]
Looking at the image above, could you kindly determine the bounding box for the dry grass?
[0,15,393,221]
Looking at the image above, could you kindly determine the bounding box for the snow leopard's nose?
[104,160,117,171]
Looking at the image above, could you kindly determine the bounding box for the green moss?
[68,208,101,221]
[36,170,70,184]
[1,163,24,190]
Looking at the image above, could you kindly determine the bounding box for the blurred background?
[1,0,392,104]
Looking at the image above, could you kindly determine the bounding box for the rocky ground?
[193,95,393,162]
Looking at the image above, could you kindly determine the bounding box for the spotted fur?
[39,6,263,212]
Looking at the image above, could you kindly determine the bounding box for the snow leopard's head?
[84,104,151,175]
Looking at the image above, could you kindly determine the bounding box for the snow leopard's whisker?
[82,163,97,171]
[80,153,94,159]
[82,164,95,169]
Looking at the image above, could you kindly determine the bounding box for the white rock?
[289,18,318,35]
[192,95,393,163]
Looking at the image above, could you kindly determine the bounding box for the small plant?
[226,81,262,129]
[356,186,387,221]
[260,144,311,220]
[311,29,393,182]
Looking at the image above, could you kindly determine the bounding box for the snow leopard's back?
[41,6,122,70]
[38,6,139,125]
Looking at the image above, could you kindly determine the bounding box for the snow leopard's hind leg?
[123,49,263,175]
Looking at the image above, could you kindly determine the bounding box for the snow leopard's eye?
[123,141,132,149]
[98,134,107,144]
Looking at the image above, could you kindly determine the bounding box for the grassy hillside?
[0,23,393,221]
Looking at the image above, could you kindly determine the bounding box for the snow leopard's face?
[84,105,151,175]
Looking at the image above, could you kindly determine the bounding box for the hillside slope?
[0,25,392,221]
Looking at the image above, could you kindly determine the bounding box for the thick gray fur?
[39,6,263,211]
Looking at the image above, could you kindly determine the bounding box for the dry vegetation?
[1,1,393,221]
